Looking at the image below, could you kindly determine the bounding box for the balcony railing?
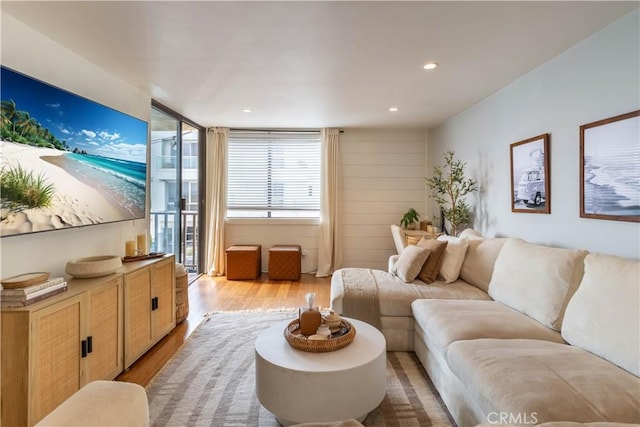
[155,155,199,169]
[150,210,199,273]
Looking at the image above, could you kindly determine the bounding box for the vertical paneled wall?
[340,129,427,271]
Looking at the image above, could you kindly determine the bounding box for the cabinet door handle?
[151,297,158,311]
[87,336,93,354]
[155,297,159,309]
[81,340,88,358]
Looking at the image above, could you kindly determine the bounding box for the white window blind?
[227,131,321,218]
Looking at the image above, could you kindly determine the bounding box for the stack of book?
[1,276,68,308]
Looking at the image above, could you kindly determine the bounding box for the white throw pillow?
[437,235,469,283]
[488,239,588,331]
[562,253,640,376]
[392,245,431,283]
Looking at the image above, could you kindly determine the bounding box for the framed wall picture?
[0,66,148,238]
[510,133,550,214]
[580,110,640,222]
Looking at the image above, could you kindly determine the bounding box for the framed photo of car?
[580,110,640,223]
[510,133,550,214]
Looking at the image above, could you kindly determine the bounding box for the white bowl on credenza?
[65,255,122,279]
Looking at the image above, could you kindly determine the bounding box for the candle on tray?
[125,240,136,257]
[136,234,147,255]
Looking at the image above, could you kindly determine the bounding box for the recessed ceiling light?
[423,62,438,70]
[242,108,252,113]
[389,107,399,112]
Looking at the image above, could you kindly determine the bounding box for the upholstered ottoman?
[226,245,262,280]
[268,245,302,280]
[35,380,149,426]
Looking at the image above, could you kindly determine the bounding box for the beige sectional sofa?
[330,229,640,426]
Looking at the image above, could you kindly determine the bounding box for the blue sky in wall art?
[1,66,147,162]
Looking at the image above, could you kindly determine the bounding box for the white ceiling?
[2,1,637,129]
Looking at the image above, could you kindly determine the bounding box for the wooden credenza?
[121,255,176,368]
[1,274,123,426]
[1,254,176,426]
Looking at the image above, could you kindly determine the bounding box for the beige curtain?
[205,127,228,276]
[316,128,343,277]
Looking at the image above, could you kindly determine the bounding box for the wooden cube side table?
[268,245,301,281]
[226,245,262,280]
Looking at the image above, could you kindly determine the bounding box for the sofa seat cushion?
[446,339,640,424]
[411,300,564,356]
[331,269,490,318]
[378,279,490,317]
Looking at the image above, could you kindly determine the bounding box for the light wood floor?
[116,273,331,386]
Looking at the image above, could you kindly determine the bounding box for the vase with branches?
[425,151,477,236]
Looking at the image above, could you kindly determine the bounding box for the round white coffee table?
[255,317,386,426]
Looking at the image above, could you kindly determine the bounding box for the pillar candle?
[136,234,147,255]
[125,240,136,257]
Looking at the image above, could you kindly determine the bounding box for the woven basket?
[175,273,189,324]
[284,319,356,352]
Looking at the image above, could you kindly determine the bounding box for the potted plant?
[425,151,477,236]
[400,208,420,229]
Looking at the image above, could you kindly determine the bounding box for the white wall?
[0,13,151,278]
[341,129,426,271]
[427,10,640,259]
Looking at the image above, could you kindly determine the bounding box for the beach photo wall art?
[580,110,640,223]
[0,66,148,237]
[510,133,551,214]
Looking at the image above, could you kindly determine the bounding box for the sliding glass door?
[149,103,203,277]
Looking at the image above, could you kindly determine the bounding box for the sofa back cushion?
[562,253,640,376]
[459,237,509,292]
[488,239,588,331]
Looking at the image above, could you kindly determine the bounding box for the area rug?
[146,310,456,427]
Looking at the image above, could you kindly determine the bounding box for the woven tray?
[121,252,166,263]
[284,319,356,352]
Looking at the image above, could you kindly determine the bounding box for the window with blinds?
[227,131,321,218]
